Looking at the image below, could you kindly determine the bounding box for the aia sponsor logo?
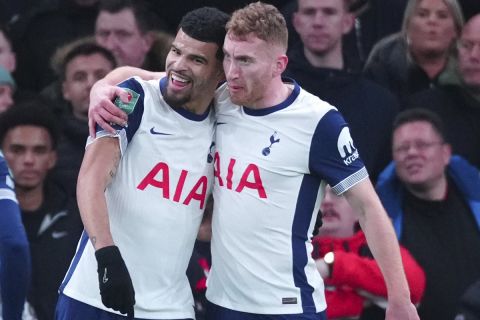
[214,152,267,199]
[137,162,208,209]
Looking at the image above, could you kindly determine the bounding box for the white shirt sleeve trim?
[331,167,369,195]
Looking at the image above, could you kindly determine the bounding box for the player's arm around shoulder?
[77,137,121,250]
[343,179,420,320]
[89,67,165,137]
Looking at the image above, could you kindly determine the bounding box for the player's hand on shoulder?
[88,79,129,137]
[386,301,419,320]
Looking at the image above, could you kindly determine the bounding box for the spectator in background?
[406,13,480,169]
[0,66,15,113]
[376,108,480,320]
[281,0,409,69]
[364,0,464,104]
[313,185,425,320]
[0,101,84,320]
[285,0,399,182]
[95,0,172,72]
[0,139,31,320]
[49,39,116,193]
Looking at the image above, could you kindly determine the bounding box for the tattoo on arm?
[91,236,97,247]
[108,151,121,180]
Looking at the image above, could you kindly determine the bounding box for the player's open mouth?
[170,73,191,88]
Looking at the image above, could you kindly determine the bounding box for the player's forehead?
[173,29,219,60]
[223,32,266,55]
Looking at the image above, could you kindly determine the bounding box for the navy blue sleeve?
[0,159,31,320]
[95,77,146,143]
[309,109,368,194]
[0,200,31,320]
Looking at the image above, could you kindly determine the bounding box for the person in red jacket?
[312,185,425,319]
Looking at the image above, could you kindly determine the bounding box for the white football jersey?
[61,77,215,319]
[206,80,368,314]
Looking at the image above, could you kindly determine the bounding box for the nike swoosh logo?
[216,122,227,126]
[103,268,109,283]
[51,231,68,239]
[38,210,68,236]
[150,127,172,135]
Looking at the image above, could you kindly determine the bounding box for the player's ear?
[273,54,288,78]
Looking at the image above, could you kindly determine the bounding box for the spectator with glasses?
[376,108,480,320]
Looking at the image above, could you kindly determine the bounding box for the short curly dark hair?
[0,99,59,149]
[178,7,230,61]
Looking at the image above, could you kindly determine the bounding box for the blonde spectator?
[364,0,464,104]
[404,13,480,169]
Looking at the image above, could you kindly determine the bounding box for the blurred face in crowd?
[2,125,56,191]
[393,121,451,191]
[293,0,353,56]
[62,53,114,120]
[0,85,13,113]
[406,0,457,56]
[318,185,358,238]
[164,29,224,112]
[0,31,15,72]
[95,8,152,67]
[457,15,480,93]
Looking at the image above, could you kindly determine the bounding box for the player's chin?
[229,93,248,106]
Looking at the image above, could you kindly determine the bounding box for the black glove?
[95,246,135,318]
